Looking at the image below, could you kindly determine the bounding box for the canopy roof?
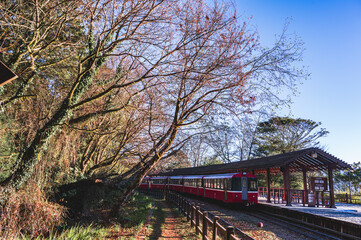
[160,148,352,176]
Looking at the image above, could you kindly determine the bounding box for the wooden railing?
[138,189,255,240]
[335,193,361,204]
[258,187,332,207]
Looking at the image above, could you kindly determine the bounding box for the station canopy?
[160,147,352,176]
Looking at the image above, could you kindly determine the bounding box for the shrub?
[0,183,66,239]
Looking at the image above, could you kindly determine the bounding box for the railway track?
[253,203,361,240]
[242,207,344,240]
[181,194,361,240]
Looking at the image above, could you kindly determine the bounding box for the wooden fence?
[138,189,255,240]
[258,187,332,207]
[335,193,361,204]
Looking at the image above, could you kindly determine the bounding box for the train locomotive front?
[201,172,258,204]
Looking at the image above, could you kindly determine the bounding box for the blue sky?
[236,0,361,164]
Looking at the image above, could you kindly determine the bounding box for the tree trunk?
[1,58,104,189]
[109,125,179,217]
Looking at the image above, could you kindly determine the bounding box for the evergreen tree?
[251,116,328,157]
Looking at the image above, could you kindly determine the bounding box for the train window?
[220,179,223,189]
[226,178,231,190]
[232,177,242,191]
[248,178,257,191]
[242,178,247,188]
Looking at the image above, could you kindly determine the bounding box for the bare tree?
[0,0,306,217]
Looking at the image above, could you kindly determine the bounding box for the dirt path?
[157,201,182,239]
[136,204,154,240]
[141,199,183,240]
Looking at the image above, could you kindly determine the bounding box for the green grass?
[119,193,153,228]
[42,224,108,240]
[170,205,202,240]
[17,191,153,240]
[18,192,201,240]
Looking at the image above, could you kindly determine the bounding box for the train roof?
[182,175,204,179]
[149,176,168,179]
[202,173,245,179]
[169,176,183,179]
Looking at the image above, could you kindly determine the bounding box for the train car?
[150,176,168,190]
[202,172,258,204]
[168,176,183,192]
[183,175,203,196]
[139,176,150,189]
[139,171,258,205]
[139,176,168,189]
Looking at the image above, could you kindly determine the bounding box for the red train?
[139,172,258,205]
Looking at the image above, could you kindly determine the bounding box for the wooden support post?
[183,198,186,213]
[186,201,190,222]
[202,211,208,240]
[302,168,308,206]
[321,191,325,206]
[180,198,183,213]
[266,168,271,203]
[191,203,195,227]
[226,226,235,240]
[212,216,219,240]
[328,165,336,208]
[274,189,276,204]
[346,193,348,203]
[196,206,200,234]
[282,165,292,206]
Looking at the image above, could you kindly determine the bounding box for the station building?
[162,147,352,208]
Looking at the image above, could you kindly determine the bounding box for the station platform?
[258,197,361,225]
